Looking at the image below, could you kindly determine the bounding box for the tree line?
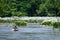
[0,0,60,17]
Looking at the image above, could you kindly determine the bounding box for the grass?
[14,21,27,26]
[37,20,44,25]
[0,18,60,28]
[52,22,60,28]
[41,21,52,26]
[0,19,11,23]
[0,19,27,26]
[27,19,37,23]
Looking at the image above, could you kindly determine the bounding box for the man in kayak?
[13,25,18,31]
[9,23,18,31]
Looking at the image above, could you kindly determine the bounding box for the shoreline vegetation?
[0,17,60,29]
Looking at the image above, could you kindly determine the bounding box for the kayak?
[12,29,18,31]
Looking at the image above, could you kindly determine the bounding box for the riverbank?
[0,17,60,21]
[0,17,60,28]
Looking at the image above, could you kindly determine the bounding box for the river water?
[0,23,60,40]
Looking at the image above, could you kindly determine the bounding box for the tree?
[0,0,60,17]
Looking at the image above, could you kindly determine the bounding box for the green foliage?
[0,19,27,26]
[28,19,37,23]
[52,22,60,28]
[37,20,44,24]
[41,21,52,26]
[0,19,5,23]
[0,0,60,17]
[0,19,11,23]
[14,21,27,26]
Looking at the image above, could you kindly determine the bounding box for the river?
[0,23,60,40]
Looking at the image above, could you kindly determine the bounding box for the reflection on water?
[0,24,60,40]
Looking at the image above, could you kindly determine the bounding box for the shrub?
[28,19,37,23]
[14,21,27,26]
[0,19,13,23]
[0,19,8,23]
[41,21,51,26]
[52,22,60,28]
[0,19,5,23]
[37,20,44,25]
